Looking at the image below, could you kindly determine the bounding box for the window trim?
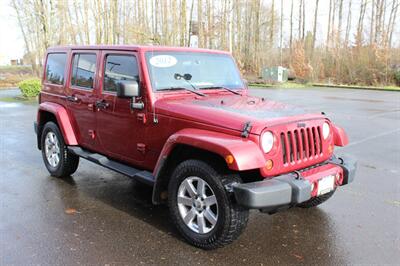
[102,53,140,95]
[70,52,98,91]
[44,52,67,86]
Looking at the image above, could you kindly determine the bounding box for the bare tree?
[337,0,344,44]
[387,0,399,47]
[370,0,375,44]
[356,0,367,46]
[270,0,275,46]
[289,0,294,52]
[326,0,333,49]
[280,0,283,64]
[298,0,304,39]
[302,0,305,40]
[312,0,320,51]
[344,0,352,46]
[9,0,400,87]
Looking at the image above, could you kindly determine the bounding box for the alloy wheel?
[177,176,219,234]
[44,131,60,168]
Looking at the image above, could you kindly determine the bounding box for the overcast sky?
[0,0,398,63]
[0,0,25,59]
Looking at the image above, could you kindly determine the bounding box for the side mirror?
[117,80,140,98]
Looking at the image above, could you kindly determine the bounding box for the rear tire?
[41,122,79,177]
[297,190,336,208]
[168,159,249,249]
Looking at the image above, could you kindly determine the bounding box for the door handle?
[95,100,110,110]
[66,95,79,103]
[137,113,147,124]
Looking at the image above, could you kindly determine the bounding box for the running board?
[68,146,155,186]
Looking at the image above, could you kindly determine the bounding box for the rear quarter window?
[45,53,67,85]
[71,53,97,89]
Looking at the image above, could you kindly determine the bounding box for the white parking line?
[344,128,400,148]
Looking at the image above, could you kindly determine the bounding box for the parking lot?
[0,87,399,265]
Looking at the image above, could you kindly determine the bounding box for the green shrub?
[18,78,41,98]
[394,70,400,86]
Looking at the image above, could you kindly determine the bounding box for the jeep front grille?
[280,126,323,164]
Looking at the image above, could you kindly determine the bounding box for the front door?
[96,51,146,165]
[66,51,99,150]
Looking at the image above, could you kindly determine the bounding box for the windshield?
[145,51,244,92]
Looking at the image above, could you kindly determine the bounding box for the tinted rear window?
[71,53,97,89]
[45,53,67,85]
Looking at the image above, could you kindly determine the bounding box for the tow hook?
[224,182,238,193]
[293,171,302,180]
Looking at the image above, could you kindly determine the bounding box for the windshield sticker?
[149,55,177,68]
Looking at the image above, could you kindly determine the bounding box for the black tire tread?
[41,122,79,178]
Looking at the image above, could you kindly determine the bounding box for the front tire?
[168,159,249,249]
[41,122,79,177]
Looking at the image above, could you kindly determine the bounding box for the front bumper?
[233,155,357,210]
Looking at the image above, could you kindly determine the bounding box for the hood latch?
[241,121,252,138]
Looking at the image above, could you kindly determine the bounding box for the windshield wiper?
[157,87,206,97]
[200,86,241,95]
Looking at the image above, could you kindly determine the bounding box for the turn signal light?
[265,160,274,170]
[225,155,234,165]
[328,144,334,153]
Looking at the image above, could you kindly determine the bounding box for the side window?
[104,55,139,92]
[71,53,97,89]
[45,53,67,85]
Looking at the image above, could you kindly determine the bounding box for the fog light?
[225,155,234,165]
[265,160,273,170]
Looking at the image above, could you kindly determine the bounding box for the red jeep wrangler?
[34,45,356,249]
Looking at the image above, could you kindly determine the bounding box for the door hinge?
[137,143,146,154]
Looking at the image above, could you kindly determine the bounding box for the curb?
[248,83,399,91]
[311,83,399,92]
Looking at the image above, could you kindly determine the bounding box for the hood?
[155,94,325,135]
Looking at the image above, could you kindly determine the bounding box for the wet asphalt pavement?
[0,87,399,265]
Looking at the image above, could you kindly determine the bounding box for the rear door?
[66,50,100,150]
[95,50,146,165]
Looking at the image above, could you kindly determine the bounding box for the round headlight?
[261,131,274,153]
[322,122,330,139]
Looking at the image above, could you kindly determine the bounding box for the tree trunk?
[326,0,333,50]
[337,0,343,45]
[188,0,195,47]
[289,0,294,53]
[298,0,302,39]
[270,0,275,47]
[11,0,38,75]
[388,0,399,47]
[198,0,203,47]
[370,0,375,45]
[280,0,283,64]
[356,0,367,46]
[180,0,187,46]
[312,0,320,51]
[302,0,305,40]
[344,0,352,46]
